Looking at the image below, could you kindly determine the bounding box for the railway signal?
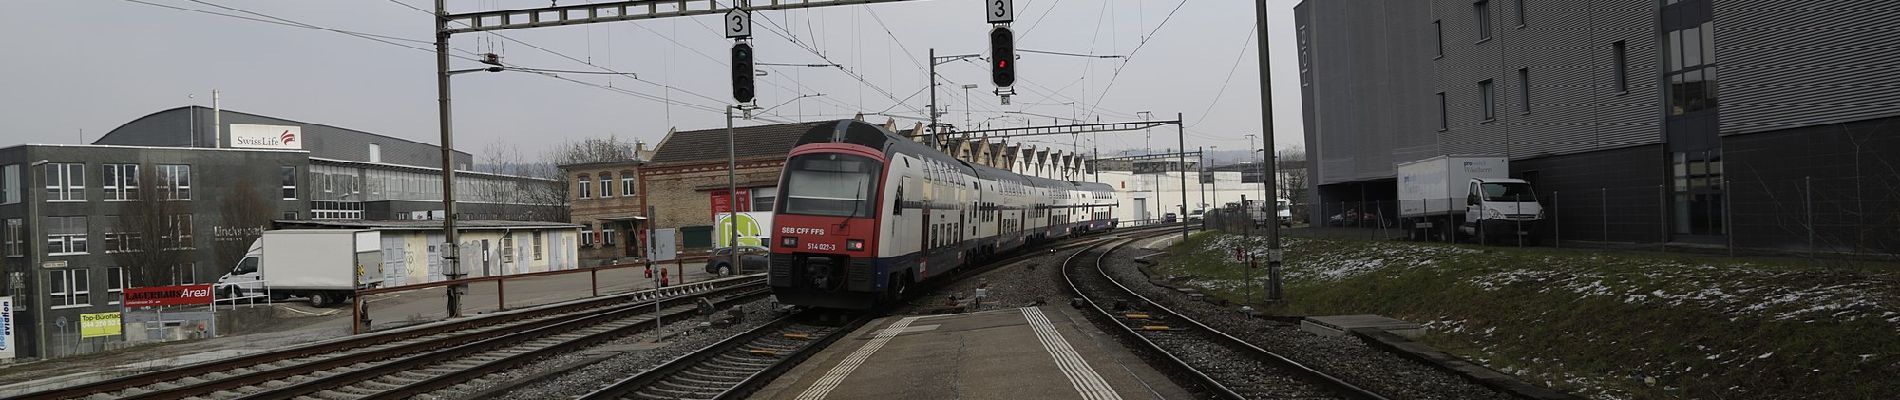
[989,27,1016,88]
[732,42,756,104]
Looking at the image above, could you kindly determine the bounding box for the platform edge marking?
[1022,307,1123,400]
[794,316,923,400]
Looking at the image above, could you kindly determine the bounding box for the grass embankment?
[1158,232,1899,399]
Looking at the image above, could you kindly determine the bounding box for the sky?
[0,0,1305,163]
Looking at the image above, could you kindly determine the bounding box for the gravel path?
[1099,243,1516,400]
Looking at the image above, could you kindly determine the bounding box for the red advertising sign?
[122,284,215,308]
[709,188,753,217]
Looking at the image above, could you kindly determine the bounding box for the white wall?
[1088,169,1269,222]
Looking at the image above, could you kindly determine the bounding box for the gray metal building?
[1299,0,1900,252]
[95,106,560,222]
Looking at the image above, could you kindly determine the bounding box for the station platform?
[753,306,1192,400]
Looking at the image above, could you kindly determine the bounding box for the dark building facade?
[1299,0,1900,252]
[94,107,559,222]
[0,144,309,359]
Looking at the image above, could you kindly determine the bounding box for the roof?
[275,219,582,231]
[648,122,825,164]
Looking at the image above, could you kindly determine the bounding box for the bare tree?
[213,174,277,271]
[472,136,642,222]
[1277,146,1311,223]
[112,167,194,287]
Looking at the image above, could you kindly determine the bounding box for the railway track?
[570,224,1190,400]
[577,313,865,400]
[23,276,766,400]
[1061,233,1389,400]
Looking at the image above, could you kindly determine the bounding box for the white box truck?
[1397,156,1544,244]
[217,229,385,307]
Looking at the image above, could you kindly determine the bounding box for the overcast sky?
[1,0,1304,162]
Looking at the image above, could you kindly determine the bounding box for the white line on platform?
[1022,307,1123,400]
[795,315,923,400]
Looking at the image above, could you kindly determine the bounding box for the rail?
[1064,230,1388,400]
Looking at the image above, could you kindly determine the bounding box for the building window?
[598,174,613,198]
[157,164,192,200]
[49,268,91,309]
[1479,80,1496,121]
[603,229,617,246]
[175,263,197,285]
[2,164,18,204]
[1437,92,1449,130]
[45,216,87,255]
[4,218,21,257]
[752,186,778,212]
[500,235,515,263]
[45,162,85,201]
[580,226,595,247]
[104,230,141,253]
[621,176,636,197]
[1513,0,1525,26]
[1612,41,1629,93]
[369,143,383,163]
[102,164,140,201]
[1473,0,1492,42]
[577,175,592,199]
[1518,68,1532,113]
[165,214,194,249]
[281,166,298,199]
[108,267,125,305]
[533,231,544,260]
[1667,22,1718,115]
[1433,20,1444,58]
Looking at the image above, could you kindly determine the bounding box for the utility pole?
[1255,0,1283,302]
[1198,146,1207,212]
[727,105,740,273]
[1178,112,1189,241]
[929,48,939,149]
[434,0,465,317]
[963,84,977,134]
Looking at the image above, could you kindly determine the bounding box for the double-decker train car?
[769,120,1117,309]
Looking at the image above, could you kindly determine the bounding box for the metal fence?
[352,256,712,334]
[1297,175,1900,258]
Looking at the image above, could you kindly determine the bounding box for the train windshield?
[781,153,882,217]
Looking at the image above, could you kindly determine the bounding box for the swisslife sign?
[230,124,303,149]
[123,284,216,308]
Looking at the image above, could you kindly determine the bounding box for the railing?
[212,280,273,310]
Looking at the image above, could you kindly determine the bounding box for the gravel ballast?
[1097,241,1516,400]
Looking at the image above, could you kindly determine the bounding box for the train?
[768,120,1120,309]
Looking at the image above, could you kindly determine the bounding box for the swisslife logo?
[230,124,304,149]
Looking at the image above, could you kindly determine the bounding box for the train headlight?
[781,236,798,247]
[847,239,865,251]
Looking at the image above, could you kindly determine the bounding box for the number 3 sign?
[725,8,752,39]
[986,0,1013,23]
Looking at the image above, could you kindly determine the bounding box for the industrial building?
[1298,0,1900,252]
[0,106,567,360]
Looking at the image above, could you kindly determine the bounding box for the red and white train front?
[768,144,892,309]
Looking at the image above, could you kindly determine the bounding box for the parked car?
[706,245,770,276]
[1163,213,1178,223]
[1188,210,1206,221]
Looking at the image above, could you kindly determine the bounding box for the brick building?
[562,159,646,265]
[640,122,822,251]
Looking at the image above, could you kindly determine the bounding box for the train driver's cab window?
[782,153,882,218]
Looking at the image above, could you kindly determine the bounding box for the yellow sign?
[80,312,122,338]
